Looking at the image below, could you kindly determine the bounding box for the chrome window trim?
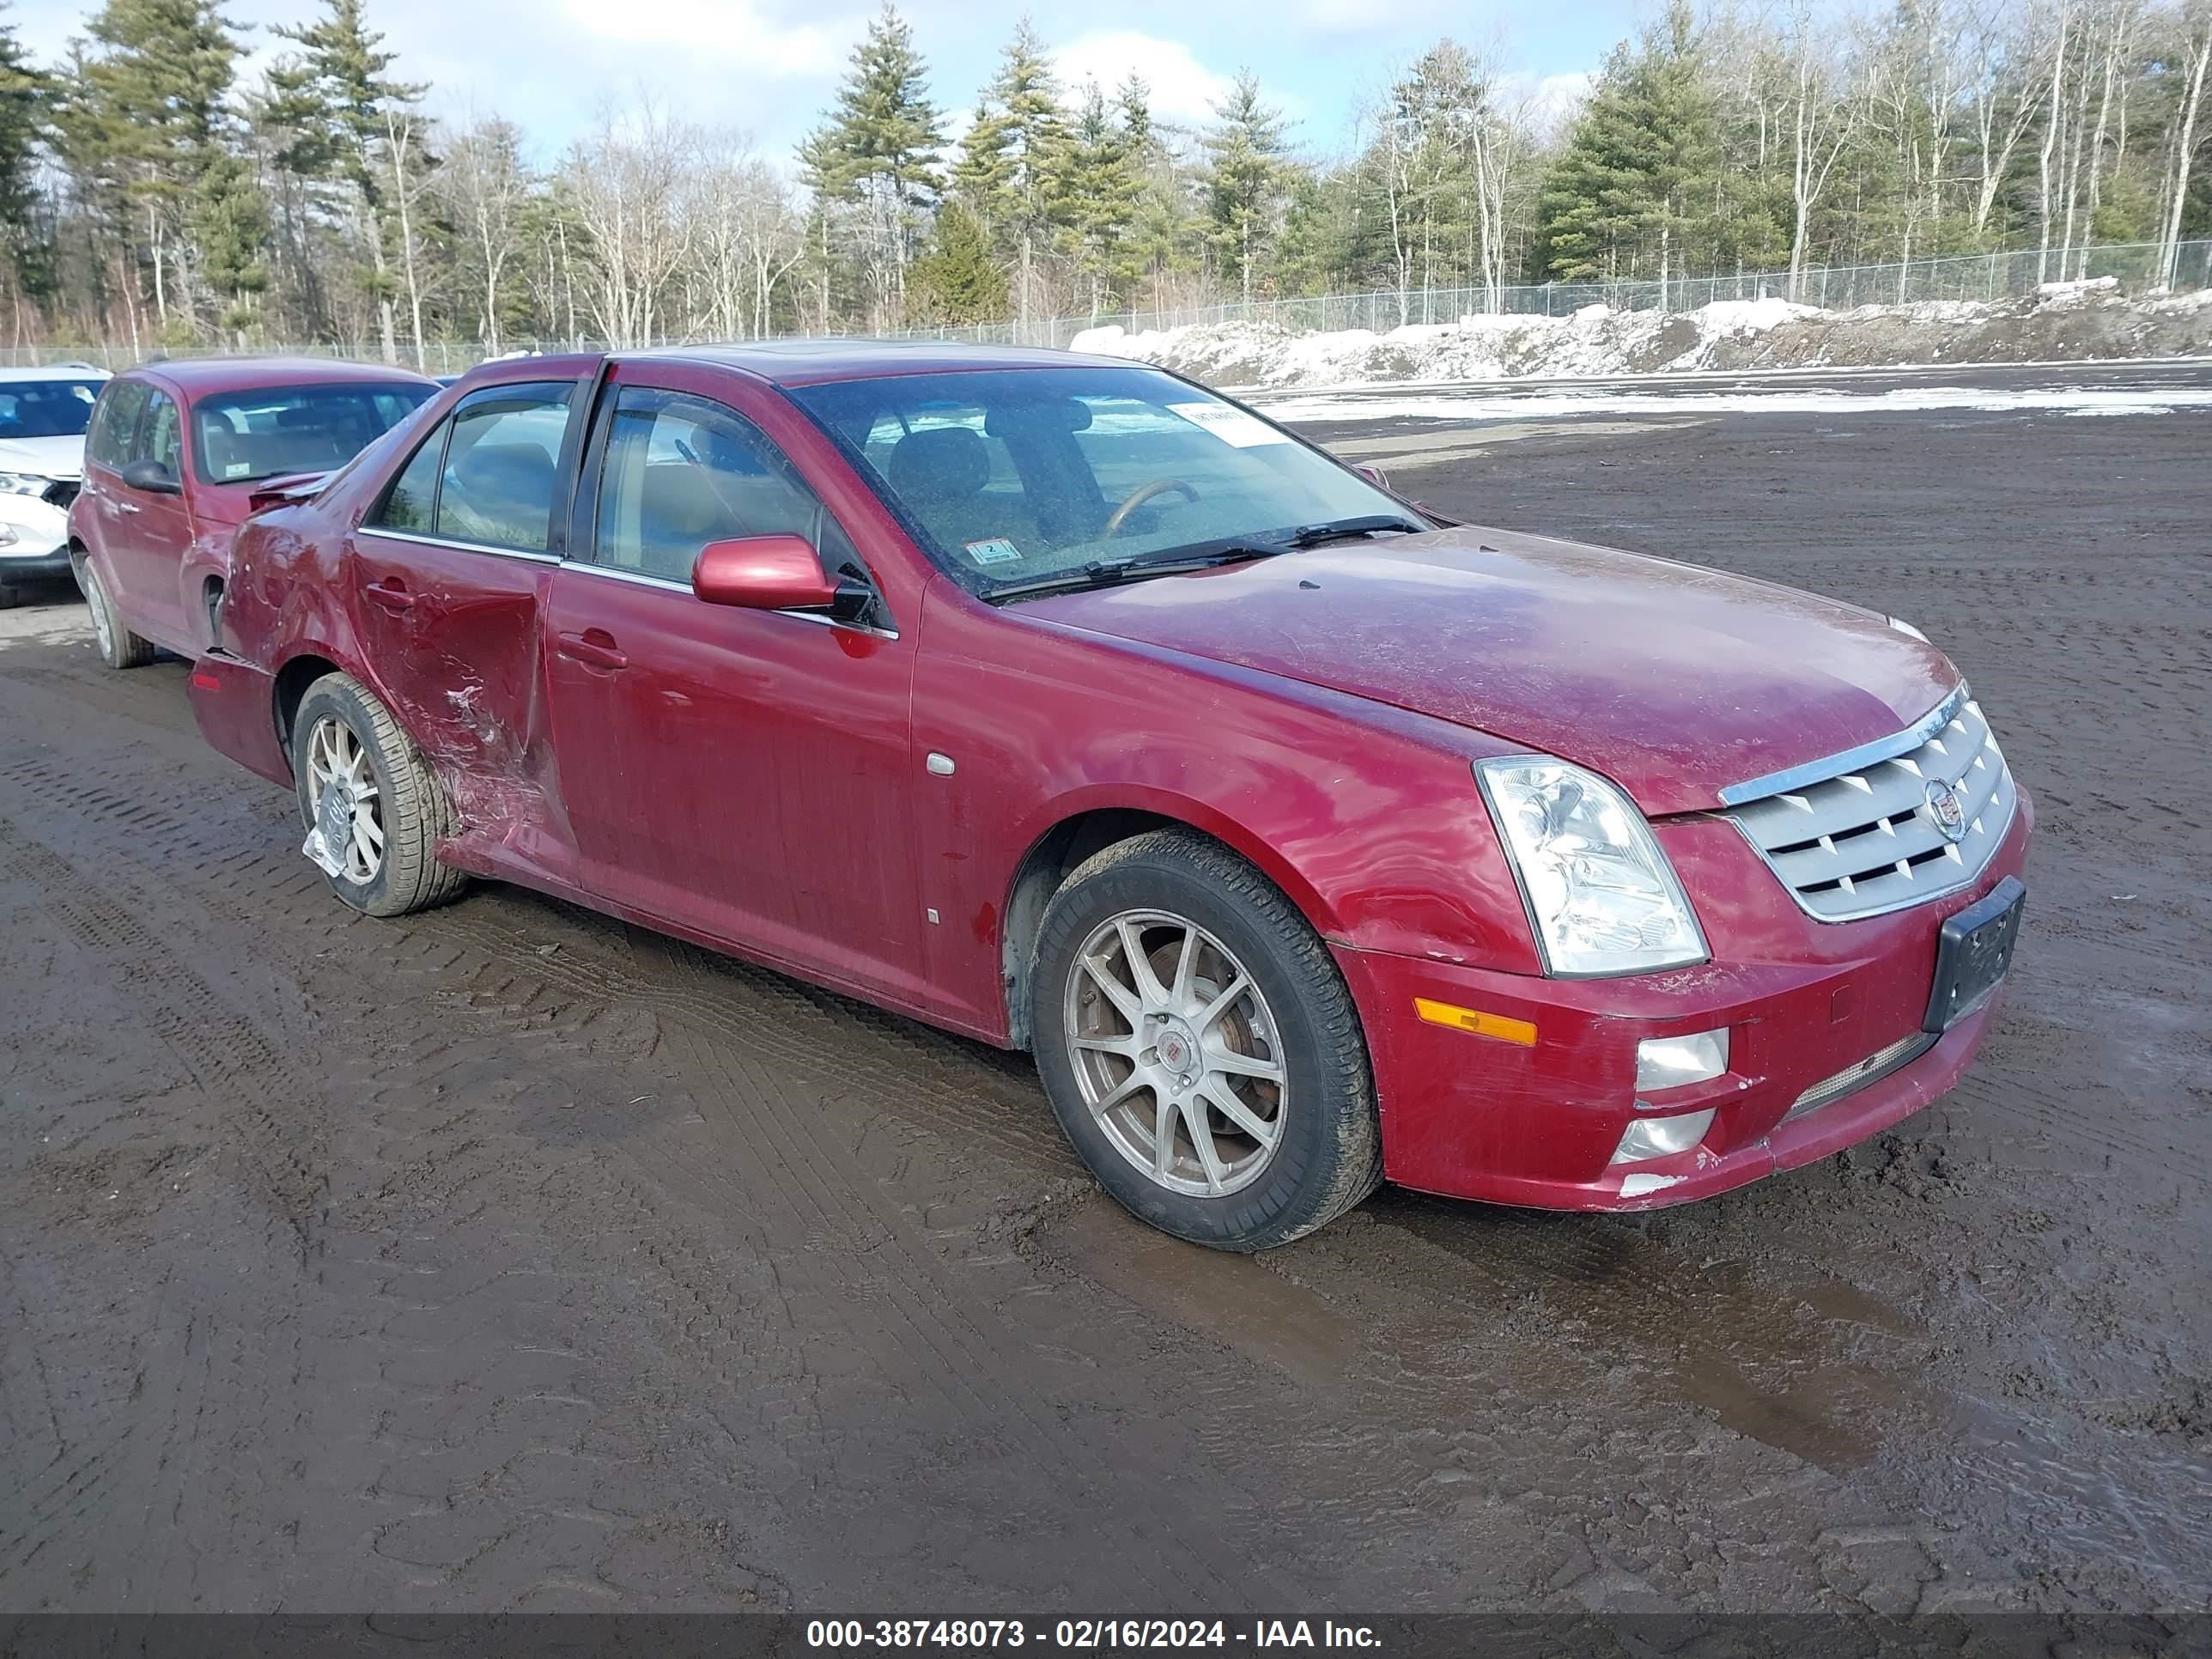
[356,526,562,564]
[554,557,901,641]
[1717,684,1968,808]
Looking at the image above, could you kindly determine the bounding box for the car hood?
[1015,526,1958,816]
[0,434,85,480]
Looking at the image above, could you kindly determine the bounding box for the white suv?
[0,362,111,606]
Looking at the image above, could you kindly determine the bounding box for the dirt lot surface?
[1,383,2206,1616]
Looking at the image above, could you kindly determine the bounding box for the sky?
[8,0,1646,165]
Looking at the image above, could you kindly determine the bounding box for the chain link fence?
[6,240,2208,372]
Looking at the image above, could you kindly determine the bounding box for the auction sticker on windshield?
[965,538,1024,565]
[1167,402,1291,447]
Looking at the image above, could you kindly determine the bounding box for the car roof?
[0,362,112,382]
[619,338,1130,387]
[124,356,438,398]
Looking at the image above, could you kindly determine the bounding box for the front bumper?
[0,501,73,582]
[1336,786,2033,1210]
[0,544,76,581]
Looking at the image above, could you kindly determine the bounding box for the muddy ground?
[0,384,2206,1616]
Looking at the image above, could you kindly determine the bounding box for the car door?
[544,367,928,1006]
[78,379,151,625]
[348,379,582,885]
[121,388,197,644]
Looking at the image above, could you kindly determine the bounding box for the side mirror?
[694,534,872,622]
[1354,463,1394,493]
[120,458,182,495]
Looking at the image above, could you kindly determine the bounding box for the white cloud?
[1498,70,1593,140]
[558,0,849,75]
[1050,30,1236,126]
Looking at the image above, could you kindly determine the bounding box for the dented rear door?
[344,379,581,884]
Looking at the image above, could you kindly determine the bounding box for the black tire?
[1031,829,1383,1251]
[291,672,471,919]
[0,584,22,611]
[78,558,155,669]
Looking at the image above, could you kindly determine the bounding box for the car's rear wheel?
[1031,829,1382,1251]
[291,672,470,918]
[79,559,155,669]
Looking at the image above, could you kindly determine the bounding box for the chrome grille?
[1782,1030,1936,1122]
[1719,686,2017,922]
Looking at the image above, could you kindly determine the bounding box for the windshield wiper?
[1276,514,1425,547]
[986,547,1285,603]
[984,516,1425,604]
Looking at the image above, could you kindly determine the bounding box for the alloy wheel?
[87,571,114,657]
[1062,908,1288,1198]
[304,715,386,884]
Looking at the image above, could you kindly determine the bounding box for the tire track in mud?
[0,672,1295,1607]
[0,649,2106,1606]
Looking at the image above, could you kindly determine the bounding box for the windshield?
[787,367,1410,596]
[0,379,103,441]
[193,381,435,486]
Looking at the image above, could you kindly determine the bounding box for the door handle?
[112,499,140,515]
[556,629,627,671]
[363,580,416,613]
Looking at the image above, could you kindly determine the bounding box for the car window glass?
[191,382,433,485]
[592,387,860,586]
[433,386,573,552]
[0,379,102,441]
[88,381,149,470]
[374,422,446,532]
[143,392,183,477]
[791,367,1402,596]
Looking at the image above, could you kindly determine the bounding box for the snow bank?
[1073,287,2212,391]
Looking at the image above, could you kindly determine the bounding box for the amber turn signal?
[1413,998,1537,1047]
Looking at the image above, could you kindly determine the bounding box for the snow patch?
[1252,386,2212,421]
[1076,287,2212,391]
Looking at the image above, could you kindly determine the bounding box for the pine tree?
[799,3,945,325]
[53,0,250,336]
[1116,75,1187,302]
[1534,2,1725,291]
[951,98,1012,216]
[0,7,52,300]
[1057,80,1141,313]
[959,18,1069,327]
[189,144,269,342]
[267,0,426,359]
[911,199,1007,322]
[1202,70,1291,304]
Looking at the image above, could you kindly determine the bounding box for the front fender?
[914,577,1544,1041]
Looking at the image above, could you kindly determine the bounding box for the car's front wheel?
[1031,830,1383,1251]
[78,557,155,669]
[291,672,470,918]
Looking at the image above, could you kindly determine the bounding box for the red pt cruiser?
[69,356,434,667]
[188,344,2031,1250]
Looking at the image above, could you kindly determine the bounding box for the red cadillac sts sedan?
[187,343,2030,1250]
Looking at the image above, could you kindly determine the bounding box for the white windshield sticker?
[964,537,1023,565]
[1167,401,1291,447]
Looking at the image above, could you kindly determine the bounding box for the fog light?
[1612,1109,1715,1164]
[1635,1029,1729,1093]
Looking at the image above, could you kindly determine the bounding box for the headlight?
[0,471,56,497]
[1476,757,1708,977]
[1886,615,1929,642]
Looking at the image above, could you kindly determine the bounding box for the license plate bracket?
[1923,876,2027,1033]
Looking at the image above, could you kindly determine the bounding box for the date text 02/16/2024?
[804,1621,1382,1650]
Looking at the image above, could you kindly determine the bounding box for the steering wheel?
[1103,477,1200,538]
